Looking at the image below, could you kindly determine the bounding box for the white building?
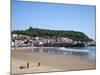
[12,34,18,38]
[11,41,15,47]
[63,38,73,43]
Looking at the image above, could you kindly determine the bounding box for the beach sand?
[11,47,96,74]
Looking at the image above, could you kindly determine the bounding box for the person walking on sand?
[27,62,29,69]
[37,62,40,66]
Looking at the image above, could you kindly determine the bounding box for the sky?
[12,0,96,40]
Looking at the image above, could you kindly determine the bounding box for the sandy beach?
[11,47,96,74]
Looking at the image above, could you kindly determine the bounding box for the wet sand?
[11,47,96,74]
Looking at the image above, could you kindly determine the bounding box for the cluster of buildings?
[11,34,96,47]
[11,34,73,47]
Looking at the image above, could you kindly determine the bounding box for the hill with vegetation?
[12,27,93,42]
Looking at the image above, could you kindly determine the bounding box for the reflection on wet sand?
[31,47,89,56]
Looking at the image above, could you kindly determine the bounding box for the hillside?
[12,27,93,42]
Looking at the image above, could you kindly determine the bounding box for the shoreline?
[12,46,95,60]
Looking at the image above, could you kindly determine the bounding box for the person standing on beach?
[37,62,40,66]
[27,62,29,69]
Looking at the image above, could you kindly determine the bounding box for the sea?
[31,46,96,61]
[66,46,96,60]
